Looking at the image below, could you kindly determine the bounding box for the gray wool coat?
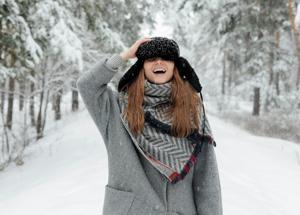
[76,55,223,215]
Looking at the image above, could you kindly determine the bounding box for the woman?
[76,37,222,215]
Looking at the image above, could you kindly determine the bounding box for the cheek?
[143,67,153,80]
[143,63,152,74]
[144,67,152,77]
[168,65,175,76]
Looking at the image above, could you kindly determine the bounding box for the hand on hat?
[120,37,152,61]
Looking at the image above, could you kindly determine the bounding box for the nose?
[155,57,163,63]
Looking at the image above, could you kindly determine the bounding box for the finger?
[142,37,152,42]
[138,37,151,42]
[137,37,152,46]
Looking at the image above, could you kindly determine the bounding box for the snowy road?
[0,107,300,215]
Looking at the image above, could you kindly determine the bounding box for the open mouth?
[153,68,166,74]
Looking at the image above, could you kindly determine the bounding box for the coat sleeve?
[193,114,223,215]
[76,54,121,144]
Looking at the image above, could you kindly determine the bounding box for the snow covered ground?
[0,104,300,215]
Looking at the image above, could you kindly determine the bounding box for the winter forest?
[1,0,300,214]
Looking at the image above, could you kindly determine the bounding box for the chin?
[152,79,169,84]
[146,75,173,84]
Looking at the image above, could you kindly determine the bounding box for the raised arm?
[76,37,152,144]
[76,54,123,143]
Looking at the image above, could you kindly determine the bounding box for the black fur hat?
[117,37,202,93]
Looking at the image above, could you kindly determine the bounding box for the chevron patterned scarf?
[119,79,216,183]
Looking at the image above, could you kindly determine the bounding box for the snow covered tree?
[157,0,300,142]
[0,0,156,169]
[0,0,43,168]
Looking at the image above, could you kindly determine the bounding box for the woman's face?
[143,57,175,84]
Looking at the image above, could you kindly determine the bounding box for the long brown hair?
[121,67,202,138]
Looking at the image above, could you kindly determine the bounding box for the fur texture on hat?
[118,37,202,93]
[136,37,179,61]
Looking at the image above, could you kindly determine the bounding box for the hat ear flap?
[118,59,144,92]
[175,57,202,93]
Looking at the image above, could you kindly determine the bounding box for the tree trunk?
[0,80,5,113]
[287,0,300,89]
[41,89,50,136]
[0,110,10,168]
[227,59,232,96]
[253,87,260,116]
[72,81,79,111]
[5,50,17,130]
[36,89,44,140]
[51,94,55,111]
[264,49,275,113]
[222,51,226,95]
[36,89,50,140]
[29,70,35,126]
[54,89,62,120]
[6,77,15,130]
[268,51,274,86]
[275,31,280,96]
[275,72,280,96]
[19,78,25,111]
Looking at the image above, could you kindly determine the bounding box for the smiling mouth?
[153,69,166,74]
